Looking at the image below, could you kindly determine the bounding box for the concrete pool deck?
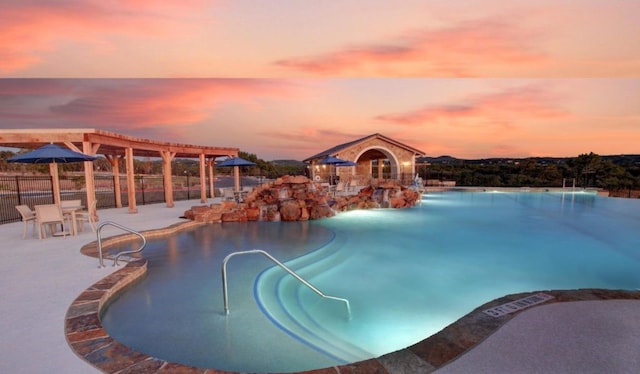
[1,199,639,373]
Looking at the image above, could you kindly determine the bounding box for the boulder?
[222,210,247,222]
[182,175,421,223]
[289,175,309,184]
[389,197,407,208]
[309,204,335,220]
[280,200,302,221]
[245,207,260,221]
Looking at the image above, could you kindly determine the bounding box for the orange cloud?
[0,1,209,75]
[375,85,568,129]
[274,17,547,77]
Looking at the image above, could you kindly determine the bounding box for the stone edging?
[66,221,640,373]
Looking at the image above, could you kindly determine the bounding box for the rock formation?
[183,175,421,223]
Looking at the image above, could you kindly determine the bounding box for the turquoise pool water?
[101,191,640,372]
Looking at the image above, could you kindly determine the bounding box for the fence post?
[112,175,117,208]
[186,174,190,200]
[15,176,22,206]
[140,175,146,205]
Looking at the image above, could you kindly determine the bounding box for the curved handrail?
[222,249,351,318]
[96,221,147,268]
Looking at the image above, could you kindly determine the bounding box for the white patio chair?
[60,199,82,232]
[222,188,236,201]
[15,205,37,239]
[34,204,69,239]
[348,179,362,193]
[59,199,82,209]
[75,200,98,233]
[334,182,346,196]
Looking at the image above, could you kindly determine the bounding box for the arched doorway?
[352,146,401,181]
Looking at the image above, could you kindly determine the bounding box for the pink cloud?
[257,130,375,161]
[257,128,368,150]
[52,79,294,126]
[375,85,568,129]
[274,17,547,77]
[0,1,209,74]
[0,79,297,141]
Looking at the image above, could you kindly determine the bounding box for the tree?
[566,152,602,187]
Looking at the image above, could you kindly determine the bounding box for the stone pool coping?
[67,221,640,373]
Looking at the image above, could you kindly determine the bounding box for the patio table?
[61,205,84,236]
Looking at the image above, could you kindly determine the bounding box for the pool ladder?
[96,221,147,268]
[222,249,351,317]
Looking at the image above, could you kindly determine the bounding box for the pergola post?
[125,147,137,213]
[160,150,176,208]
[208,158,216,199]
[199,153,206,203]
[106,155,123,208]
[81,141,99,220]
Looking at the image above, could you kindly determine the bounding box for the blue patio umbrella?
[217,157,256,167]
[317,156,352,184]
[8,143,97,204]
[318,155,349,165]
[334,160,358,185]
[217,157,256,192]
[336,160,357,167]
[8,143,97,164]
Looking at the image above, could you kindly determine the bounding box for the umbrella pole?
[50,162,61,205]
[234,166,240,193]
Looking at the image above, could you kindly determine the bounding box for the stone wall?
[183,175,421,223]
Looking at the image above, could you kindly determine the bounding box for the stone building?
[303,133,425,185]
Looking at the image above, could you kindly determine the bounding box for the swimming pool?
[101,191,640,372]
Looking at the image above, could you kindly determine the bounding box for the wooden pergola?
[0,128,238,214]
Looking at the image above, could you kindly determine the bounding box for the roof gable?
[303,133,425,162]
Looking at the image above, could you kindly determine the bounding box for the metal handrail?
[222,249,351,317]
[96,221,147,268]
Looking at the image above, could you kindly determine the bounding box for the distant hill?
[417,154,640,166]
[416,155,463,164]
[271,159,306,166]
[602,154,640,166]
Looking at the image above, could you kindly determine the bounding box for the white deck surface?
[0,199,205,373]
[1,199,639,373]
[435,299,640,374]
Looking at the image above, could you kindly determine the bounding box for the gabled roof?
[303,133,425,162]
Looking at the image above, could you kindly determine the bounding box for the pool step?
[255,234,374,363]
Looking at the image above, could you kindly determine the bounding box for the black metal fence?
[0,174,212,225]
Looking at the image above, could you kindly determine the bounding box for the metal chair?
[15,205,37,239]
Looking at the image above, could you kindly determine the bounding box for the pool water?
[101,191,640,372]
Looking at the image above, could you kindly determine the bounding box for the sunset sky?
[1,1,638,160]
